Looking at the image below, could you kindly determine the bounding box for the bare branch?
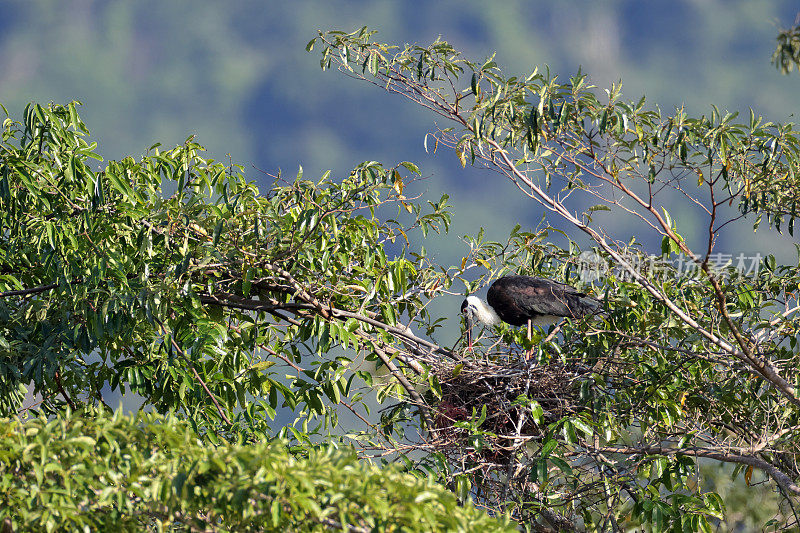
[589,444,800,496]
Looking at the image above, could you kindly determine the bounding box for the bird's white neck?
[465,296,502,326]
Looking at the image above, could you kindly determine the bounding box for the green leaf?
[661,235,671,256]
[540,438,557,458]
[400,161,420,174]
[250,361,276,372]
[529,107,538,136]
[368,52,379,76]
[549,456,573,476]
[661,207,673,229]
[571,418,593,437]
[107,169,134,200]
[212,220,224,246]
[242,266,254,297]
[530,401,544,425]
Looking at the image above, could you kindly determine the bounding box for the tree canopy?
[0,101,500,531]
[1,22,800,532]
[306,27,800,530]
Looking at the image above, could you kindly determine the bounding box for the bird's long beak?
[464,313,474,351]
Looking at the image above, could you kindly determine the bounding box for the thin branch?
[0,282,59,298]
[53,370,77,410]
[754,305,800,342]
[483,138,800,408]
[589,444,800,496]
[199,289,457,362]
[155,320,232,425]
[362,329,435,431]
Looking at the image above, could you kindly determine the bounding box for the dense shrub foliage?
[0,410,512,532]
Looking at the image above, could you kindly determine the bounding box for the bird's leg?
[526,318,532,361]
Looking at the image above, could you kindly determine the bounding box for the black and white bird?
[460,275,602,353]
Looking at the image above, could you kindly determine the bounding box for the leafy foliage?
[311,27,800,531]
[773,19,800,75]
[0,101,451,436]
[0,101,493,530]
[0,409,513,532]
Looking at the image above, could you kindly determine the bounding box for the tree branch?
[53,370,77,410]
[361,329,435,431]
[155,320,232,425]
[589,444,800,496]
[482,137,800,408]
[199,291,442,426]
[0,282,59,298]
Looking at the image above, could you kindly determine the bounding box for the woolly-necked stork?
[461,275,601,353]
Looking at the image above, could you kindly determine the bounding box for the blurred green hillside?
[0,0,797,263]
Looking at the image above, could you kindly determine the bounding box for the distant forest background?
[1,0,798,296]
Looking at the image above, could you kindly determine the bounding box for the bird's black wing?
[487,276,600,326]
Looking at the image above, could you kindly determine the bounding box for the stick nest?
[430,356,593,452]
